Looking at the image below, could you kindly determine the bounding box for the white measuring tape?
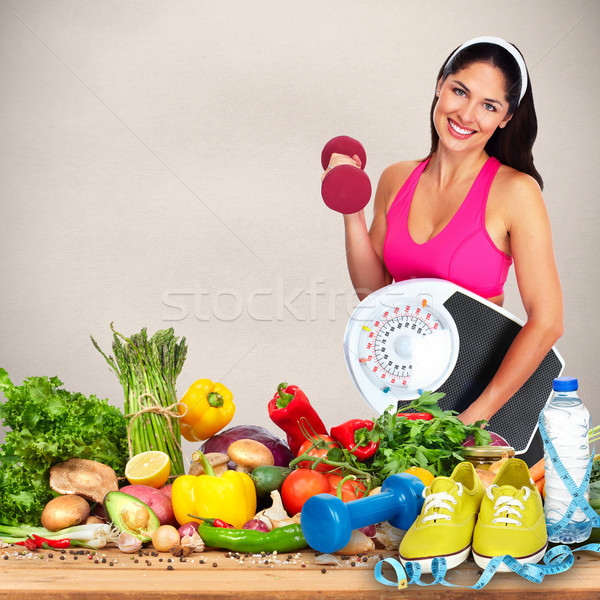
[374,413,600,589]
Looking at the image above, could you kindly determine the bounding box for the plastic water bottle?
[542,376,592,543]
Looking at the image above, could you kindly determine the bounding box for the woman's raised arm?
[342,165,405,300]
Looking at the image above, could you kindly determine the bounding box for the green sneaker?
[472,458,547,572]
[399,462,484,573]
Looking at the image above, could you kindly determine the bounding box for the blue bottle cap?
[553,376,578,392]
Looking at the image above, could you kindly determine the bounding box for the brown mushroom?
[41,494,90,531]
[227,439,274,473]
[188,452,230,476]
[49,458,118,503]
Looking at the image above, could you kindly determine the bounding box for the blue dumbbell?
[300,473,425,553]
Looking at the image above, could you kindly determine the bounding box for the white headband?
[446,36,528,104]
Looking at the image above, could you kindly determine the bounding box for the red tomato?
[296,435,341,473]
[280,469,330,516]
[326,474,368,503]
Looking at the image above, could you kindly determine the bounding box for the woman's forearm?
[459,316,564,424]
[343,212,389,300]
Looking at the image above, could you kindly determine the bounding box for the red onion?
[178,521,200,538]
[358,524,377,538]
[242,519,270,532]
[462,431,509,447]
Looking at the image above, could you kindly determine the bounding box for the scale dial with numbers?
[344,278,565,456]
[344,279,460,415]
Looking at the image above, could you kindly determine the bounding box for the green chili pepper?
[198,523,307,553]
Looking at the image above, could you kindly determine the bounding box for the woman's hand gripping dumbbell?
[320,136,372,214]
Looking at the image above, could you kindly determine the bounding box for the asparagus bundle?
[92,325,187,476]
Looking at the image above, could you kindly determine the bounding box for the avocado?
[104,491,160,542]
[250,466,293,501]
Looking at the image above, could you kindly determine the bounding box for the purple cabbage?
[200,425,294,469]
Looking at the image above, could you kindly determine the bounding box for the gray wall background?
[1,1,598,457]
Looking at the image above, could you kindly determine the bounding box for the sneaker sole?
[399,544,471,574]
[472,543,548,573]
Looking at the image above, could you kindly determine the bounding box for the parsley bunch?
[369,392,492,478]
[304,392,493,484]
[0,369,128,526]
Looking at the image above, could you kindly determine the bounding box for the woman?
[328,37,563,429]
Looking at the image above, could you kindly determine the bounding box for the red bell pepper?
[268,382,328,455]
[330,419,379,461]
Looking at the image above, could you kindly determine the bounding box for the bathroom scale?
[343,278,564,455]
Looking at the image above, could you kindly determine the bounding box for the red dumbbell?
[320,136,372,214]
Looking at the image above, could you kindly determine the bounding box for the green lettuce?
[0,369,127,526]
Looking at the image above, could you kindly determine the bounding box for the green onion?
[91,324,187,476]
[0,523,118,548]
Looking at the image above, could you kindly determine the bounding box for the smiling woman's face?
[434,61,513,154]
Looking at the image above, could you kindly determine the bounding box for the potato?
[41,494,90,531]
[159,483,173,500]
[119,484,176,526]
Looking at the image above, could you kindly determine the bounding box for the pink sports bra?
[383,156,512,299]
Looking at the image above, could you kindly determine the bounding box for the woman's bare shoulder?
[492,164,547,232]
[377,159,423,205]
[381,159,422,182]
[494,164,543,201]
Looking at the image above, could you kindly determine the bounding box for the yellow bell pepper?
[178,378,235,442]
[172,452,256,529]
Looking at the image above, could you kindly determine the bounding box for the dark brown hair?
[429,42,543,189]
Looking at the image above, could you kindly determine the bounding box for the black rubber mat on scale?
[399,291,563,457]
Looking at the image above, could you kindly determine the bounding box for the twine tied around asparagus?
[125,393,189,466]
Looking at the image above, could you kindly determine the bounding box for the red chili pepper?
[15,538,38,551]
[399,412,433,420]
[189,515,235,529]
[32,535,70,549]
[268,382,328,455]
[212,519,234,529]
[330,419,379,461]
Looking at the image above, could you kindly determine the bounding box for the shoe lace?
[421,482,463,523]
[486,484,531,526]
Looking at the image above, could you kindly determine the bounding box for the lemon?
[403,466,435,487]
[125,451,171,488]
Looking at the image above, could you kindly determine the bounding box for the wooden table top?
[1,546,599,599]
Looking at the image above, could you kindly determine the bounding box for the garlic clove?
[181,532,205,552]
[334,529,374,555]
[254,490,289,526]
[117,531,143,553]
[374,521,406,550]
